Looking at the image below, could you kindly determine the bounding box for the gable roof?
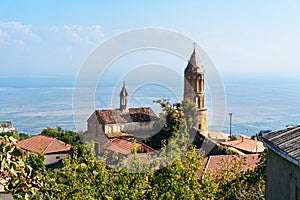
[17,135,71,154]
[103,138,156,155]
[220,137,265,154]
[95,107,157,124]
[198,154,260,179]
[260,125,300,166]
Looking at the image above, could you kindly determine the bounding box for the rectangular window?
[56,156,60,159]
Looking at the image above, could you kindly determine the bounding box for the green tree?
[146,99,194,150]
[18,132,30,140]
[41,127,82,146]
[0,135,42,199]
[181,98,198,131]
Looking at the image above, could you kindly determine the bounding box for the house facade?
[260,125,300,200]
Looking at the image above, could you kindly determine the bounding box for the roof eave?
[259,136,300,167]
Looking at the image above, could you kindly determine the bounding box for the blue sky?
[0,1,300,80]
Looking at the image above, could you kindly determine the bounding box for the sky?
[0,0,300,82]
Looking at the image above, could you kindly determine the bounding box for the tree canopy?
[41,127,82,146]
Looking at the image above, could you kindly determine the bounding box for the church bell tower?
[184,47,208,136]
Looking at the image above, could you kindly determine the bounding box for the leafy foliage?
[146,99,196,150]
[0,135,42,199]
[41,127,82,146]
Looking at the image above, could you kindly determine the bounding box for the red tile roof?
[95,107,157,124]
[208,131,230,141]
[198,154,260,179]
[105,131,133,139]
[220,137,265,153]
[17,135,71,154]
[103,138,156,155]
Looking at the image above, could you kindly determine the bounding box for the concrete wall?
[23,150,69,165]
[44,153,69,165]
[266,149,300,200]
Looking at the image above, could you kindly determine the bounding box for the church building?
[84,83,157,155]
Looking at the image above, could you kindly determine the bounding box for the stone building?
[184,48,208,136]
[84,83,157,155]
[259,125,300,200]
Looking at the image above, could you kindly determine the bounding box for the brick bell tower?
[184,47,208,136]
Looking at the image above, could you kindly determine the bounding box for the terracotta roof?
[95,107,157,124]
[105,131,133,139]
[209,131,230,141]
[220,137,265,153]
[260,125,300,165]
[198,154,260,179]
[103,138,156,155]
[17,135,71,154]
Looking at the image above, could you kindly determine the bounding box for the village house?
[17,135,71,165]
[259,125,300,200]
[0,121,15,133]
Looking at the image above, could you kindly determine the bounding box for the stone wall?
[85,112,108,155]
[198,108,208,137]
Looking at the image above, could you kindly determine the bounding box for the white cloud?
[0,21,38,45]
[51,24,105,46]
[0,30,9,44]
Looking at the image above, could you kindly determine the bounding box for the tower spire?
[120,82,128,111]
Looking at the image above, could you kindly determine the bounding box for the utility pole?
[228,113,232,140]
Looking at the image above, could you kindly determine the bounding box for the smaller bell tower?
[184,46,208,136]
[120,82,128,111]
